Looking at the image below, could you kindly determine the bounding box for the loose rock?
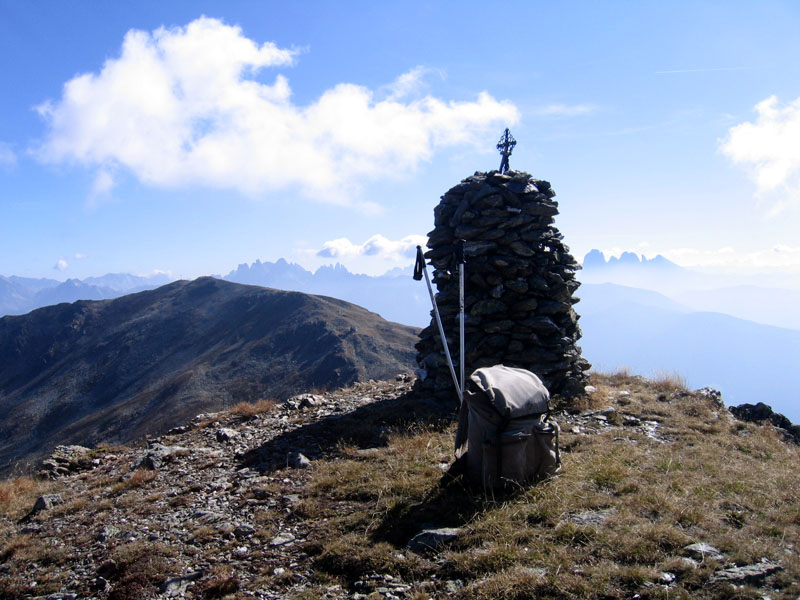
[160,570,204,595]
[288,452,311,469]
[684,542,724,561]
[408,527,462,553]
[270,532,296,546]
[709,560,782,584]
[216,428,238,443]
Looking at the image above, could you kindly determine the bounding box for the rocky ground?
[1,375,430,599]
[1,373,798,599]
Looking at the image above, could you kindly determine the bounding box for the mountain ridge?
[0,277,417,475]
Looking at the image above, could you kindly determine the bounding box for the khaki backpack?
[454,365,561,489]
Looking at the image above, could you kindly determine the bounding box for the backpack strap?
[495,415,509,482]
[454,395,470,457]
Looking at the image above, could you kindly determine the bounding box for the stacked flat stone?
[415,169,590,401]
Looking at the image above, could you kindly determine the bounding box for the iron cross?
[496,128,516,174]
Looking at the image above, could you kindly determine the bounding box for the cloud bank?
[293,234,426,275]
[317,234,425,261]
[721,95,800,214]
[35,17,518,203]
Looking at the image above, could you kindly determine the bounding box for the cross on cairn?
[497,128,516,174]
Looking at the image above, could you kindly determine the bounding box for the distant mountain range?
[223,254,800,420]
[224,259,427,327]
[582,249,683,275]
[0,264,429,328]
[0,272,172,317]
[0,278,417,475]
[3,250,798,428]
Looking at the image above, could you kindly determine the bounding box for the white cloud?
[35,17,518,204]
[720,95,800,214]
[0,142,16,167]
[74,253,88,260]
[318,234,425,260]
[54,257,68,271]
[295,233,426,275]
[382,66,444,100]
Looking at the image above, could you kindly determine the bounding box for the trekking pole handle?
[413,245,425,281]
[414,244,463,402]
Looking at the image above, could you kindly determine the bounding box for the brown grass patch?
[199,564,240,598]
[110,468,157,495]
[0,476,55,519]
[0,533,70,566]
[230,398,278,418]
[650,370,689,393]
[107,541,176,600]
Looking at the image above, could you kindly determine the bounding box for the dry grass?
[49,495,90,518]
[0,476,55,520]
[199,564,240,598]
[293,376,800,599]
[110,468,158,495]
[0,534,71,597]
[230,398,278,419]
[106,541,176,600]
[651,370,689,393]
[0,533,69,564]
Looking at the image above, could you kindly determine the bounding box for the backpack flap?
[469,365,550,418]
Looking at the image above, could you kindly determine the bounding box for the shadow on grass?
[239,386,526,549]
[369,458,526,548]
[238,388,456,473]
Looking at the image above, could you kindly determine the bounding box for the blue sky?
[3,0,800,282]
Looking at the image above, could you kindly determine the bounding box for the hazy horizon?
[6,247,800,293]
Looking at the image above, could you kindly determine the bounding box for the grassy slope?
[1,373,798,599]
[299,373,800,599]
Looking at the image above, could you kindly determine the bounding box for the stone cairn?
[415,169,590,401]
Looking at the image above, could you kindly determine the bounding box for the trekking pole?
[414,245,462,402]
[456,239,466,405]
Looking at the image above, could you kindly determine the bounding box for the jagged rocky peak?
[416,169,590,400]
